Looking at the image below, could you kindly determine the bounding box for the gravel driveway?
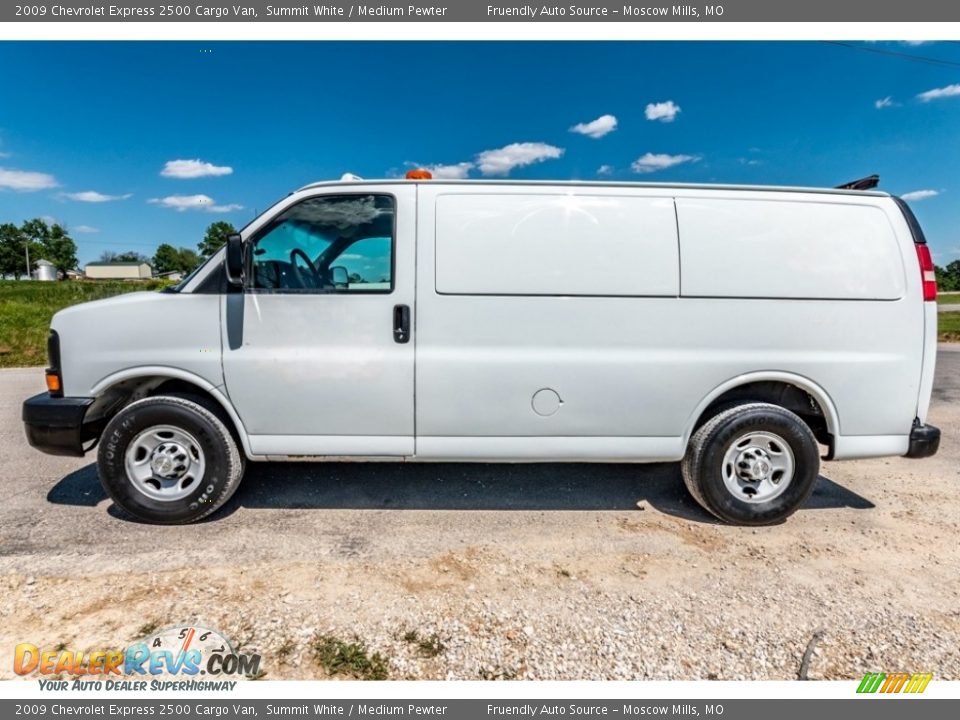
[1,350,958,681]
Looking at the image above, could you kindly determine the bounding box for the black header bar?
[4,1,960,23]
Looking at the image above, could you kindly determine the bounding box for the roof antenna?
[340,172,364,181]
[835,174,880,190]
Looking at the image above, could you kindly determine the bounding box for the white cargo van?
[23,174,941,525]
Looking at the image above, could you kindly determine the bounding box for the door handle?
[393,304,411,344]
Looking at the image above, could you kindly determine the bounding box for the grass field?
[940,311,960,342]
[938,292,960,305]
[1,280,959,368]
[0,280,173,368]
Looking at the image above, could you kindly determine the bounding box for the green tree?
[154,244,200,274]
[20,218,50,276]
[935,264,959,292]
[176,247,200,273]
[153,243,181,274]
[945,260,960,292]
[0,223,25,279]
[42,224,78,279]
[198,221,237,258]
[20,218,51,246]
[115,251,151,264]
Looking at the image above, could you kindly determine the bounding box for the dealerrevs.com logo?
[14,625,262,689]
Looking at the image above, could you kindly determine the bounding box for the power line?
[74,239,161,247]
[820,41,960,69]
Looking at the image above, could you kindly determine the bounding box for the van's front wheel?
[681,403,819,525]
[97,396,244,524]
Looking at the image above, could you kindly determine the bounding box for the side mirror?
[330,265,349,289]
[225,233,244,287]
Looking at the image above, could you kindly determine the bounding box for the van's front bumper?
[22,393,98,457]
[905,421,940,459]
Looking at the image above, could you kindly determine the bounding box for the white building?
[84,262,153,280]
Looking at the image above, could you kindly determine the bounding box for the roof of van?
[295,178,890,197]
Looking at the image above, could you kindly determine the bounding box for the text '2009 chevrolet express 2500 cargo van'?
[22,173,941,526]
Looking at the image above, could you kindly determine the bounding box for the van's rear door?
[894,196,939,426]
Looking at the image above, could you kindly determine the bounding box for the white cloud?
[61,190,131,202]
[569,114,618,139]
[160,159,233,179]
[0,151,10,158]
[631,153,700,174]
[900,189,940,202]
[148,194,243,212]
[475,142,564,176]
[0,167,58,191]
[738,158,762,166]
[597,164,614,176]
[72,225,99,233]
[424,162,473,179]
[874,96,896,109]
[917,84,960,102]
[645,100,682,123]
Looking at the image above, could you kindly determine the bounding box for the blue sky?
[0,41,958,267]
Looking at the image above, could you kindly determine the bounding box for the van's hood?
[52,291,166,326]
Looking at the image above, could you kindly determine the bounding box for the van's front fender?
[88,366,253,459]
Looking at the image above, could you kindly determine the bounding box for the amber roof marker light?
[405,168,433,180]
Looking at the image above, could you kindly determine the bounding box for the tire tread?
[681,402,818,525]
[97,395,244,524]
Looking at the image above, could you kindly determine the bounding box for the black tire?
[97,395,245,524]
[681,402,820,525]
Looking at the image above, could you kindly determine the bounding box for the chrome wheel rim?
[722,431,795,504]
[124,425,206,502]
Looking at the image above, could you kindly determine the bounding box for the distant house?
[84,261,153,280]
[64,269,83,281]
[34,259,58,282]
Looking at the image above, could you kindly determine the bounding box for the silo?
[35,259,57,282]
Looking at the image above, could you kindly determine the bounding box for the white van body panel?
[53,292,224,397]
[47,179,936,466]
[435,193,679,296]
[677,197,906,299]
[414,183,924,458]
[415,436,685,462]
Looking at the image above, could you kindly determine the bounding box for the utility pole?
[24,237,31,281]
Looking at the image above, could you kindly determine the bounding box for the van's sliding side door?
[220,184,416,458]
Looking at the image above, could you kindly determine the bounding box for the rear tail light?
[915,243,937,302]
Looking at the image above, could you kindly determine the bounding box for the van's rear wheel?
[681,402,819,525]
[97,396,244,524]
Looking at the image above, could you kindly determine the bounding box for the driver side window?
[249,194,395,294]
